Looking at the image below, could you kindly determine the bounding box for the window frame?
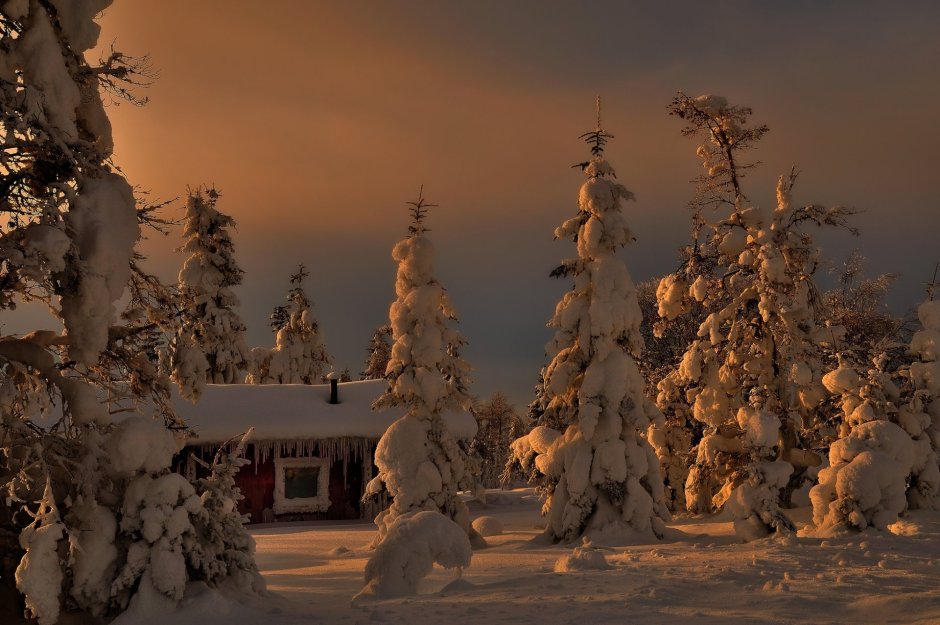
[273,456,331,514]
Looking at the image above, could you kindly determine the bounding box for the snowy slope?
[114,489,940,625]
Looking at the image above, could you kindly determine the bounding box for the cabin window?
[284,466,321,499]
[273,456,331,514]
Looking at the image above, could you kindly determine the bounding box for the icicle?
[185,435,385,489]
[259,442,268,465]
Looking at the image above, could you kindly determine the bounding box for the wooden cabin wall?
[182,441,379,524]
[237,451,276,523]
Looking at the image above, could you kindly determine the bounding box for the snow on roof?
[171,379,478,444]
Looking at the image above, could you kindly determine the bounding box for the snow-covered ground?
[119,489,940,625]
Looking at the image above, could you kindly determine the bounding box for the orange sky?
[16,1,936,404]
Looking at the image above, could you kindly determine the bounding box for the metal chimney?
[329,377,339,404]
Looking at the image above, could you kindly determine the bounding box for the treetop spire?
[290,263,309,286]
[596,94,602,131]
[577,96,614,160]
[406,184,437,236]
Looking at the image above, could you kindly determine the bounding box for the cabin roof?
[172,379,478,444]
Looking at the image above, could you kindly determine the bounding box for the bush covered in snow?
[471,515,504,537]
[354,511,471,601]
[553,537,611,572]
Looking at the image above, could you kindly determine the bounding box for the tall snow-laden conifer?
[365,188,480,544]
[174,188,249,396]
[247,265,332,384]
[0,3,262,621]
[510,102,669,543]
[655,93,857,540]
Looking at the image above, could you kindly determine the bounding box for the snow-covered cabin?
[174,379,477,524]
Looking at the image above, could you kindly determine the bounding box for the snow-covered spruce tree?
[172,187,249,397]
[509,107,670,543]
[0,4,262,622]
[654,93,857,540]
[246,264,332,384]
[364,189,481,546]
[809,355,916,534]
[360,323,392,380]
[188,430,265,592]
[652,94,770,520]
[809,287,939,534]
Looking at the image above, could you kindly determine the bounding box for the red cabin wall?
[236,454,275,524]
[184,441,374,524]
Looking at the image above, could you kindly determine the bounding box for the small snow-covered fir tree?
[510,103,670,543]
[809,277,935,532]
[246,265,332,384]
[360,324,392,380]
[654,93,857,540]
[172,188,249,396]
[0,3,262,622]
[364,188,480,544]
[188,430,265,591]
[809,355,915,534]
